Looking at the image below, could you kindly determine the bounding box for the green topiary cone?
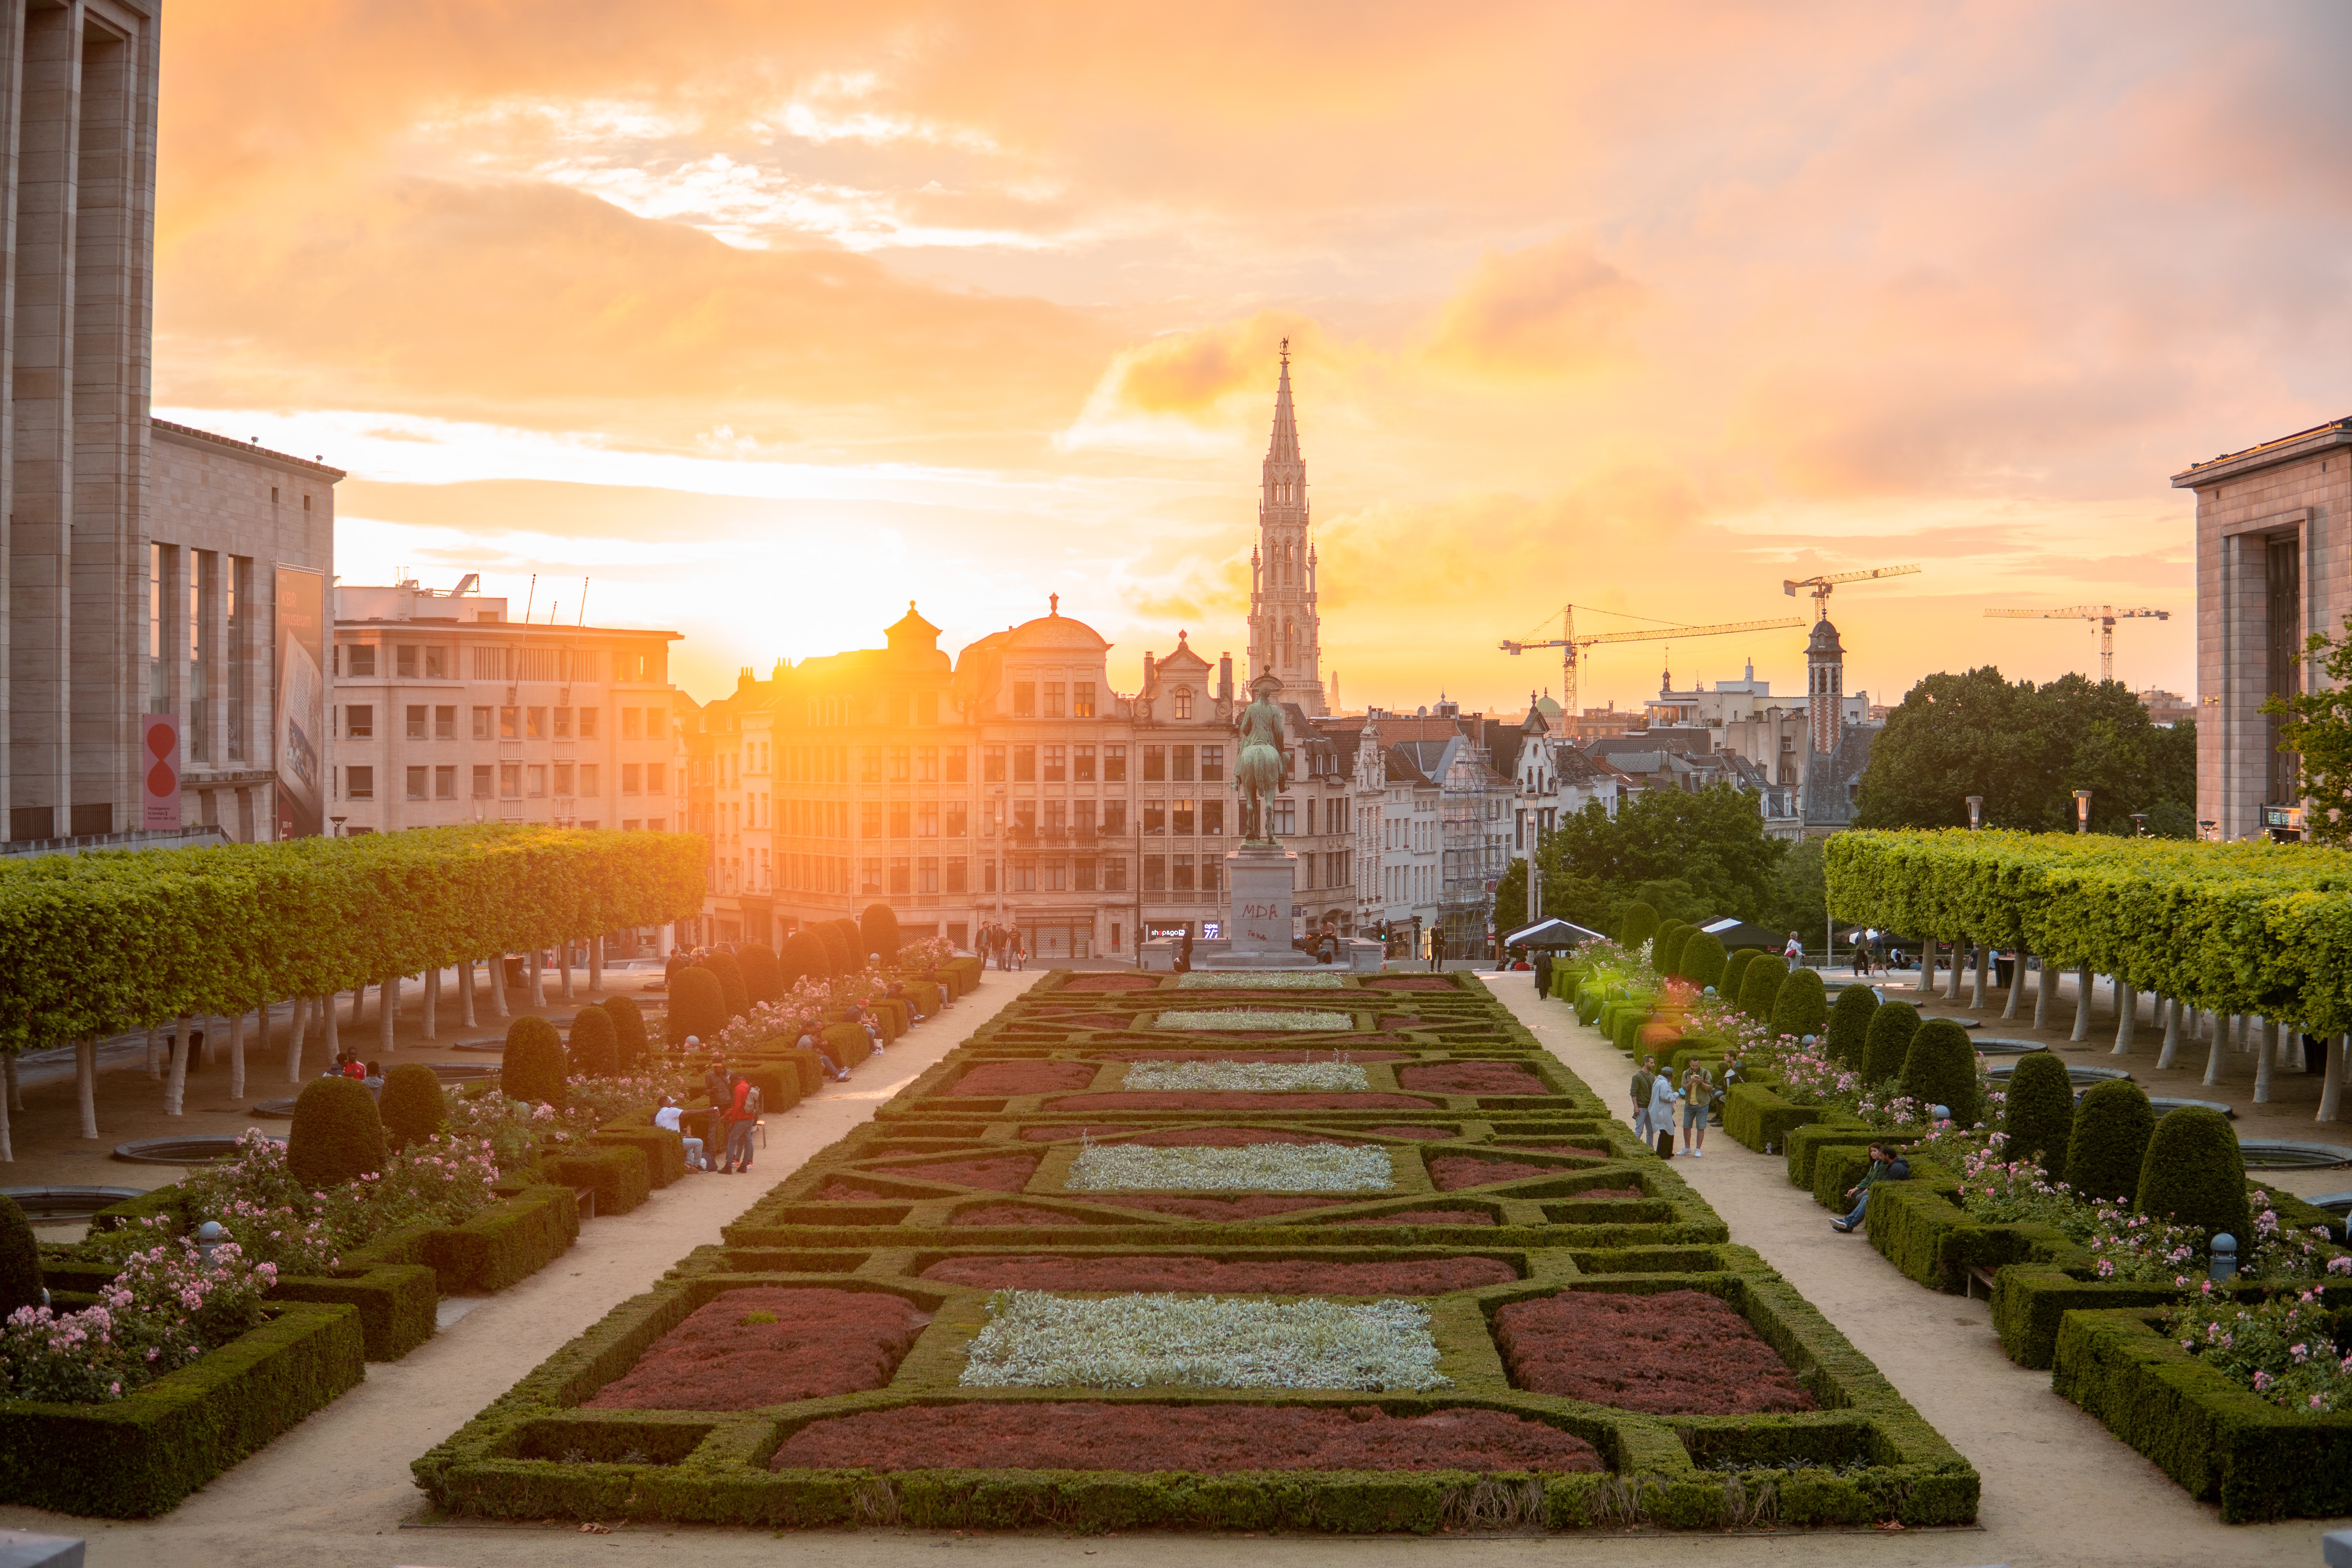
[1618,902,1660,954]
[779,930,833,988]
[666,966,728,1049]
[1824,984,1879,1067]
[601,995,649,1070]
[1652,921,1690,976]
[1738,956,1784,1027]
[2066,1078,2156,1205]
[702,950,750,1018]
[1719,949,1759,1011]
[287,1076,387,1187]
[502,1014,569,1108]
[2002,1051,2075,1181]
[1769,967,1828,1041]
[1898,1018,1981,1127]
[1861,999,1921,1084]
[2136,1106,2250,1246]
[0,1193,42,1320]
[566,1006,618,1077]
[815,921,856,974]
[378,1063,447,1152]
[860,902,902,967]
[736,943,781,1006]
[1680,931,1726,993]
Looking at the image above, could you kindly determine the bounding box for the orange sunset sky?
[156,2,2352,712]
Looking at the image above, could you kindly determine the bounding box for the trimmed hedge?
[1722,1082,1822,1154]
[1718,949,1760,1015]
[287,1076,385,1187]
[379,1062,448,1151]
[1738,956,1785,1025]
[0,1194,42,1318]
[2053,1307,2352,1523]
[822,1021,875,1068]
[814,921,856,974]
[1618,900,1659,952]
[2066,1079,2156,1205]
[1769,968,1827,1042]
[503,1015,568,1107]
[0,1300,364,1517]
[1680,930,1725,991]
[667,966,727,1049]
[779,931,832,987]
[1861,999,1920,1084]
[1823,982,1876,1067]
[603,995,650,1070]
[704,950,750,1018]
[1653,921,1691,976]
[737,942,781,1005]
[589,1115,690,1189]
[566,1006,619,1078]
[2136,1107,2250,1245]
[548,1144,652,1218]
[2002,1051,2074,1180]
[1897,1019,1980,1126]
[860,902,901,967]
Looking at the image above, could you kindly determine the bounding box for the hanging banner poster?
[274,565,327,838]
[140,712,181,830]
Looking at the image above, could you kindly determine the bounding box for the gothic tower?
[1807,619,1845,755]
[1247,342,1325,715]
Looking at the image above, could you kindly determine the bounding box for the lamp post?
[2129,812,2149,838]
[1965,795,1983,831]
[2073,790,2092,835]
[2198,819,2216,843]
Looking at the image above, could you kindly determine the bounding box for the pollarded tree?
[2003,1052,2075,1181]
[1680,929,1726,992]
[815,921,857,974]
[1737,955,1784,1026]
[601,995,649,1070]
[1719,948,1760,1007]
[780,930,833,989]
[378,1063,446,1152]
[737,942,782,1005]
[566,1005,618,1077]
[1618,902,1661,954]
[1653,920,1691,976]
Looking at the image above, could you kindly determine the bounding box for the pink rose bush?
[0,1236,274,1404]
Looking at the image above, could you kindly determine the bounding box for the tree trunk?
[529,949,546,1008]
[2112,983,2136,1055]
[559,942,575,1001]
[2069,968,2093,1042]
[323,994,341,1059]
[2033,960,2054,1030]
[423,969,439,1041]
[1968,946,1987,1009]
[1942,941,1964,1002]
[2203,1014,2232,1087]
[490,956,512,1019]
[287,996,309,1083]
[2321,1034,2345,1123]
[2157,998,2182,1070]
[230,1009,247,1100]
[379,975,398,1056]
[145,1025,162,1080]
[2004,951,2027,1020]
[200,1016,216,1068]
[165,1016,192,1115]
[588,936,603,995]
[350,985,365,1026]
[77,1039,98,1139]
[2254,1018,2276,1104]
[460,958,479,1028]
[0,1060,11,1161]
[3,1049,18,1112]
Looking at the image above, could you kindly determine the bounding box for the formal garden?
[1541,829,2352,1523]
[413,967,1977,1535]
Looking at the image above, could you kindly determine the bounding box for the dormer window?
[1174,686,1193,719]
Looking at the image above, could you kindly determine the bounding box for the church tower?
[1808,619,1846,755]
[1247,341,1326,715]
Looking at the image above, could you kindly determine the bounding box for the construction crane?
[1501,606,1806,716]
[1782,563,1920,622]
[1982,605,2171,684]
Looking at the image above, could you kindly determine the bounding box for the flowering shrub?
[897,935,956,970]
[2162,1287,2352,1412]
[0,1238,275,1404]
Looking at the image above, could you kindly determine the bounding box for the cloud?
[1423,237,1644,377]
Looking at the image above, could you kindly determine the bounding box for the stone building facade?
[2173,416,2352,840]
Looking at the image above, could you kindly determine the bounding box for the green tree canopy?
[2266,614,2352,845]
[1528,784,1787,936]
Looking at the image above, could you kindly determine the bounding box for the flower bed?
[960,1292,1450,1392]
[1494,1289,1817,1414]
[1397,1063,1553,1096]
[816,1181,892,1202]
[1362,976,1459,991]
[1072,1127,1353,1148]
[1430,1155,1575,1191]
[1174,972,1350,989]
[917,1254,1516,1294]
[1093,1047,1412,1062]
[949,1061,1099,1096]
[1067,1143,1394,1193]
[1122,1060,1369,1093]
[769,1401,1602,1475]
[584,1288,925,1410]
[1153,1010,1356,1033]
[1046,1092,1435,1112]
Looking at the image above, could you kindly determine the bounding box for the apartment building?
[328,579,685,836]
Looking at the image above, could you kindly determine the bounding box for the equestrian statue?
[1234,674,1291,845]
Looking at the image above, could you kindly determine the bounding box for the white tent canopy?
[1503,917,1608,950]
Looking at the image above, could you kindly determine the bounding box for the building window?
[1074,799,1096,835]
[436,705,457,740]
[1272,799,1296,836]
[860,746,883,783]
[1044,682,1065,718]
[860,858,882,895]
[1104,745,1127,782]
[1201,745,1224,782]
[579,707,599,738]
[552,706,571,738]
[472,765,494,799]
[889,856,912,895]
[650,765,667,796]
[1013,800,1036,835]
[1103,857,1129,892]
[1075,857,1097,891]
[1044,744,1066,782]
[645,706,666,739]
[1143,801,1165,835]
[1174,687,1193,719]
[1044,799,1067,835]
[346,644,375,677]
[406,766,428,800]
[527,706,547,739]
[528,765,548,798]
[860,801,883,838]
[1102,800,1127,834]
[396,645,418,678]
[944,857,967,893]
[425,646,448,679]
[917,856,939,893]
[1074,745,1095,782]
[918,802,939,838]
[554,762,573,795]
[621,708,641,739]
[889,802,911,838]
[1201,857,1222,893]
[340,704,371,739]
[472,706,492,739]
[1143,746,1165,781]
[888,746,910,782]
[499,706,519,739]
[946,746,968,782]
[1012,860,1036,892]
[1173,798,1195,835]
[983,859,998,893]
[916,746,938,782]
[1013,681,1036,717]
[1202,799,1224,836]
[405,704,428,740]
[622,763,642,794]
[1173,854,1195,891]
[1143,855,1165,891]
[435,766,457,800]
[347,765,374,799]
[946,803,968,837]
[1074,682,1096,718]
[1014,746,1036,782]
[1173,745,1194,782]
[580,764,600,797]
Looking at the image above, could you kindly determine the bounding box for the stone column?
[2111,984,2136,1055]
[2069,968,2093,1042]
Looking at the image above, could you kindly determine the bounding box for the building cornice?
[2171,417,2352,489]
[153,418,348,481]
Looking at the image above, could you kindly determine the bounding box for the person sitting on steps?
[1832,1143,1910,1232]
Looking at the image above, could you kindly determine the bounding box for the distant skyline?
[159,2,2351,707]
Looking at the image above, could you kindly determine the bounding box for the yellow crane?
[1501,606,1806,717]
[1782,563,1921,623]
[1982,604,2170,684]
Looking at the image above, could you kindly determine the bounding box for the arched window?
[1174,687,1193,719]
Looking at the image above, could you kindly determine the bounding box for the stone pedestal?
[1207,843,1313,970]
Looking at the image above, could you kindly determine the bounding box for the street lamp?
[2198,819,2216,843]
[2073,790,2092,835]
[2129,812,2149,838]
[1965,795,1983,831]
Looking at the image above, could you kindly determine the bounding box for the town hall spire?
[1248,341,1326,715]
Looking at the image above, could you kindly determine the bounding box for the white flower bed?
[1067,1141,1394,1192]
[1174,972,1346,990]
[960,1291,1452,1392]
[1121,1059,1369,1092]
[1152,1009,1354,1033]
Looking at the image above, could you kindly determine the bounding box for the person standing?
[1428,927,1446,972]
[1630,1054,1657,1145]
[1646,1070,1682,1160]
[1783,930,1803,974]
[1679,1061,1713,1156]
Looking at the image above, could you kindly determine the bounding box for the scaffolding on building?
[1439,742,1509,956]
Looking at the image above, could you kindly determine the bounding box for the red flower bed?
[948,1061,1099,1096]
[1097,1195,1347,1220]
[1493,1289,1817,1415]
[1397,1062,1553,1096]
[771,1402,1601,1474]
[948,1204,1107,1227]
[1356,1209,1499,1227]
[586,1288,924,1411]
[1091,1048,1411,1063]
[1368,1124,1459,1140]
[1062,975,1163,992]
[1429,1155,1567,1190]
[873,1155,1037,1191]
[1363,976,1457,991]
[916,1254,1515,1293]
[1495,1143,1609,1159]
[814,1181,894,1202]
[1046,1092,1436,1112]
